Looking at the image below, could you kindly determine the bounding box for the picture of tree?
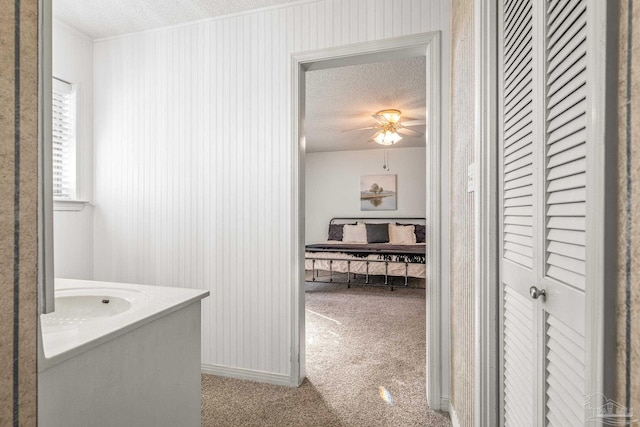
[369,183,384,195]
[360,175,397,210]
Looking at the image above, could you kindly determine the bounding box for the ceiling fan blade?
[398,127,424,137]
[372,114,389,124]
[369,131,382,142]
[341,126,377,133]
[401,119,426,127]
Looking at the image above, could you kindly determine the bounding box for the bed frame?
[305,217,426,290]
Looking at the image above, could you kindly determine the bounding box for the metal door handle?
[529,286,546,301]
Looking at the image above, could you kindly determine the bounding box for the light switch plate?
[467,163,474,193]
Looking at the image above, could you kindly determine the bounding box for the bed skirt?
[305,251,426,279]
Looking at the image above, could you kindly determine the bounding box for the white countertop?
[39,278,209,370]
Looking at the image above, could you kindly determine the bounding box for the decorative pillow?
[396,222,426,243]
[389,224,417,245]
[342,223,367,243]
[365,223,389,243]
[327,224,344,241]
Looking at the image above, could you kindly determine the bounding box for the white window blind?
[52,78,77,200]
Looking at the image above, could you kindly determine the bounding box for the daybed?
[305,217,426,290]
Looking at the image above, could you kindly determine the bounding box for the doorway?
[290,32,449,410]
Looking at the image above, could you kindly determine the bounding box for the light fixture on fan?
[342,108,425,146]
[373,129,403,145]
[375,109,402,123]
[371,109,403,145]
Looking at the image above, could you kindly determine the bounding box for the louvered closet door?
[499,0,590,426]
[500,0,538,423]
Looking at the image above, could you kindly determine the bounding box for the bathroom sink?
[53,294,129,317]
[40,287,146,333]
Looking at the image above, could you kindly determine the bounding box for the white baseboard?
[440,397,451,413]
[450,404,461,427]
[201,363,293,387]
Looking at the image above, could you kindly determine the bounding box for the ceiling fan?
[342,109,425,146]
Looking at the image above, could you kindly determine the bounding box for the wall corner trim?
[449,404,461,427]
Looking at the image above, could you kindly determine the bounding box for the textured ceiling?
[305,56,426,153]
[53,0,301,39]
[54,0,426,154]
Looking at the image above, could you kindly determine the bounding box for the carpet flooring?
[201,281,451,426]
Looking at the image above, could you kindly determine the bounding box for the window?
[52,77,77,200]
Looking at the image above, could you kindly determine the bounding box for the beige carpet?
[201,281,451,426]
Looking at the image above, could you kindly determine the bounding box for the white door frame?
[473,1,620,425]
[473,0,499,425]
[290,32,450,410]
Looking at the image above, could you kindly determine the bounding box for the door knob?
[529,286,546,301]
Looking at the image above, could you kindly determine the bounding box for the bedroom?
[303,56,427,288]
[302,56,430,423]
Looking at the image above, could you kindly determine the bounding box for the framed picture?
[360,175,397,211]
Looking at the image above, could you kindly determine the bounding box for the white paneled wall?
[93,0,448,380]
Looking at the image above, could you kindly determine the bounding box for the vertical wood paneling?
[92,0,444,377]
